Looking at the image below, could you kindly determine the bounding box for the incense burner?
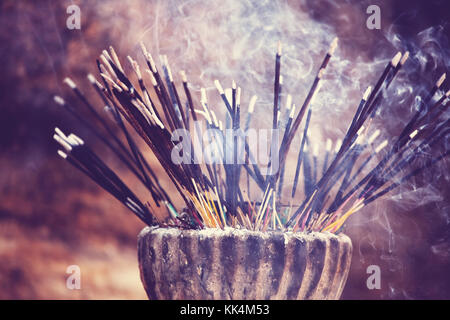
[138,226,352,300]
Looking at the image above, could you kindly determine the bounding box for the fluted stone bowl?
[138,226,352,300]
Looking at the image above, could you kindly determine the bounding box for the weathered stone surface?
[138,227,352,300]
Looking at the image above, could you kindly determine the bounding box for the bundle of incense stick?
[53,40,449,233]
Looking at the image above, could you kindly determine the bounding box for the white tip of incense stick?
[118,79,129,92]
[232,80,236,89]
[159,54,166,66]
[289,103,296,118]
[100,54,118,79]
[147,52,157,72]
[139,41,148,56]
[286,94,292,110]
[214,79,225,95]
[363,86,372,101]
[109,46,123,72]
[218,120,223,131]
[134,62,142,80]
[279,75,284,85]
[248,95,257,113]
[328,37,339,55]
[277,41,282,56]
[87,73,96,84]
[334,139,342,153]
[326,138,332,152]
[144,70,157,86]
[65,135,78,146]
[53,134,72,152]
[436,73,446,88]
[400,51,409,66]
[100,54,110,67]
[313,143,319,157]
[236,87,241,106]
[102,49,112,61]
[201,88,208,103]
[445,89,450,97]
[409,129,418,139]
[53,96,65,106]
[180,70,187,83]
[54,127,67,139]
[57,150,68,159]
[357,126,365,136]
[144,69,155,85]
[225,88,232,103]
[304,144,308,152]
[63,77,77,89]
[69,133,84,145]
[126,55,135,65]
[375,140,388,153]
[368,129,380,144]
[391,52,402,68]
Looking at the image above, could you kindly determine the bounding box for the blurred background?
[0,0,449,299]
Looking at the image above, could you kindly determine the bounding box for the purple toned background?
[0,0,449,299]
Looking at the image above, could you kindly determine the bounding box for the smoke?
[91,0,449,244]
[93,0,391,130]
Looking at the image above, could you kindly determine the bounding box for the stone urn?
[138,226,352,300]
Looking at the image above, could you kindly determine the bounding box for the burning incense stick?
[53,39,449,234]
